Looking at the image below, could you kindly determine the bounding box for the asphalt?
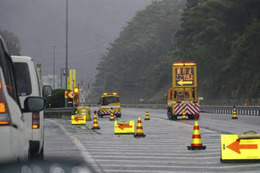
[44,107,260,173]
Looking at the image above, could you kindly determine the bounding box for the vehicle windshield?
[13,62,32,96]
[176,92,189,101]
[101,96,119,106]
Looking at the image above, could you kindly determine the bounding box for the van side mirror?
[23,97,46,112]
[42,85,52,98]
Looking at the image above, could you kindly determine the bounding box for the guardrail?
[44,107,75,118]
[122,104,260,116]
[44,105,260,117]
[201,105,260,116]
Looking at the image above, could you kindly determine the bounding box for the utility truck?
[167,62,200,120]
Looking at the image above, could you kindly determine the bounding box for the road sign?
[67,69,76,90]
[172,63,197,88]
[114,120,135,134]
[71,115,86,125]
[221,134,260,162]
[65,90,74,98]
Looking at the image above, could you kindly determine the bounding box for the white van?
[12,55,45,159]
[0,35,45,163]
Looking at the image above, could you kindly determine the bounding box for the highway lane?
[44,107,260,173]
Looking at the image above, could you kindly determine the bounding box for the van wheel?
[39,146,44,159]
[29,141,40,160]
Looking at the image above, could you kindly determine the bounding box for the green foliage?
[175,0,260,101]
[95,0,260,103]
[0,29,21,55]
[46,89,65,108]
[94,0,185,101]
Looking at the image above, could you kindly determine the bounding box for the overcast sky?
[0,0,152,87]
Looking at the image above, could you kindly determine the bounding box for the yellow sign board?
[114,120,135,134]
[71,115,86,125]
[221,134,260,162]
[67,69,76,90]
[172,63,197,88]
[65,90,74,98]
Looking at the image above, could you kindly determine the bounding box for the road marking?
[100,163,260,169]
[96,159,216,164]
[47,119,103,173]
[93,155,220,159]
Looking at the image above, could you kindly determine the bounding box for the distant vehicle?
[12,55,51,160]
[98,92,121,118]
[0,35,45,163]
[167,62,200,120]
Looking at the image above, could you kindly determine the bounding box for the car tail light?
[32,112,40,129]
[0,78,10,125]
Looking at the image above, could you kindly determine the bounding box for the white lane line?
[154,117,216,134]
[85,148,221,152]
[101,163,260,169]
[93,155,219,160]
[47,119,103,173]
[96,159,216,164]
[89,151,219,156]
[105,170,190,173]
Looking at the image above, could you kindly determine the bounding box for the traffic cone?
[232,105,238,119]
[91,114,100,130]
[134,117,146,138]
[187,121,206,150]
[182,109,186,120]
[144,110,150,120]
[109,112,115,121]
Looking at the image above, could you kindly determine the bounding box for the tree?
[0,29,21,55]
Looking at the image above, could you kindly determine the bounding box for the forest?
[94,0,260,105]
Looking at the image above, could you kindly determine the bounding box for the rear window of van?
[13,62,32,96]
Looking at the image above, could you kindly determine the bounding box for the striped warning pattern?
[91,114,100,130]
[191,121,202,147]
[101,110,121,115]
[134,117,145,137]
[174,103,200,115]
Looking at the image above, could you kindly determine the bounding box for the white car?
[12,55,49,160]
[0,35,45,163]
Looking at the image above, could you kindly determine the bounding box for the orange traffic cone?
[144,110,150,120]
[182,109,186,120]
[232,105,238,119]
[109,112,115,121]
[187,121,206,150]
[134,117,146,138]
[91,113,100,130]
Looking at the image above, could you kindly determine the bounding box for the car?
[0,35,46,163]
[11,55,51,160]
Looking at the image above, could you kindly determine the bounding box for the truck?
[98,92,121,118]
[167,62,200,120]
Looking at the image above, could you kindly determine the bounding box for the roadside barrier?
[91,113,100,130]
[121,104,260,116]
[187,121,206,150]
[144,110,150,120]
[232,105,238,119]
[134,117,146,138]
[182,109,186,120]
[109,112,115,121]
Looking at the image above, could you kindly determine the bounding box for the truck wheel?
[167,109,174,120]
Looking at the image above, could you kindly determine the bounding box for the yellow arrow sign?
[71,115,86,125]
[177,80,193,86]
[221,134,260,162]
[114,120,135,134]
